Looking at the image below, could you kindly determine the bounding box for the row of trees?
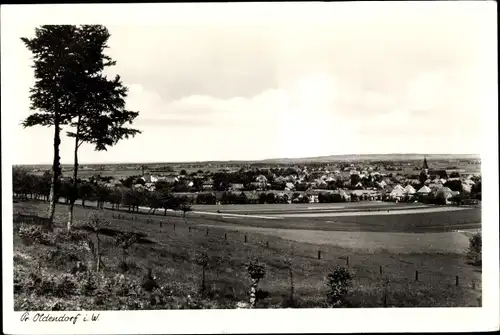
[13,168,191,216]
[21,25,141,230]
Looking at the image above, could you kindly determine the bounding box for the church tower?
[423,157,429,171]
[419,156,429,186]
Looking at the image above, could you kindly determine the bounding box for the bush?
[55,228,88,243]
[325,266,353,307]
[54,274,78,297]
[467,233,482,266]
[18,223,56,246]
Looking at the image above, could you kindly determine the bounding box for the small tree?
[146,190,162,215]
[115,231,139,271]
[325,266,353,307]
[247,261,266,308]
[467,233,482,266]
[191,247,210,295]
[180,202,192,222]
[87,211,109,272]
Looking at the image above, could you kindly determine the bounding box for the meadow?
[13,199,482,310]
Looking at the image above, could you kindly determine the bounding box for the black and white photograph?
[2,2,498,334]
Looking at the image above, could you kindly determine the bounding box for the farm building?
[285,182,295,190]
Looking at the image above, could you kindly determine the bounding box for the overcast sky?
[1,2,497,164]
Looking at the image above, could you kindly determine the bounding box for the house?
[275,192,290,203]
[305,189,323,203]
[377,180,387,189]
[435,187,454,204]
[275,176,286,184]
[285,182,295,191]
[144,182,156,191]
[404,185,416,195]
[429,170,448,180]
[393,184,405,192]
[429,183,443,192]
[333,189,351,201]
[230,183,244,191]
[141,174,154,183]
[255,175,268,183]
[160,176,178,184]
[314,179,327,187]
[417,185,431,195]
[389,187,405,201]
[406,179,421,186]
[202,181,214,190]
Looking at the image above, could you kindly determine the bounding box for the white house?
[417,185,431,194]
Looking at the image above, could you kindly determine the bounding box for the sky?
[1,2,497,164]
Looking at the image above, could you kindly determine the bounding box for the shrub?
[18,223,56,246]
[325,266,353,307]
[54,274,78,297]
[117,260,139,273]
[77,271,98,295]
[247,261,266,308]
[467,233,482,266]
[55,228,88,243]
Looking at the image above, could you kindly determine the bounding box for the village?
[33,157,480,209]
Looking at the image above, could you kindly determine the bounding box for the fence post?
[472,281,476,290]
[244,234,247,243]
[346,256,349,266]
[206,228,209,236]
[415,270,419,282]
[380,265,383,275]
[173,224,176,231]
[224,233,227,240]
[266,241,269,248]
[318,250,321,260]
[189,226,191,232]
[456,276,459,286]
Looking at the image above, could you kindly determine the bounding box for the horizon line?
[14,152,481,166]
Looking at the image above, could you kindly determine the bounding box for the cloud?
[2,2,493,164]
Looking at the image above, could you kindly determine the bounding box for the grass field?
[13,200,482,310]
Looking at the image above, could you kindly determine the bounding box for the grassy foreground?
[13,200,481,310]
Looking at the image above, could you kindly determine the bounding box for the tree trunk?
[47,120,61,231]
[96,233,101,272]
[201,266,206,294]
[289,266,294,305]
[67,126,80,231]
